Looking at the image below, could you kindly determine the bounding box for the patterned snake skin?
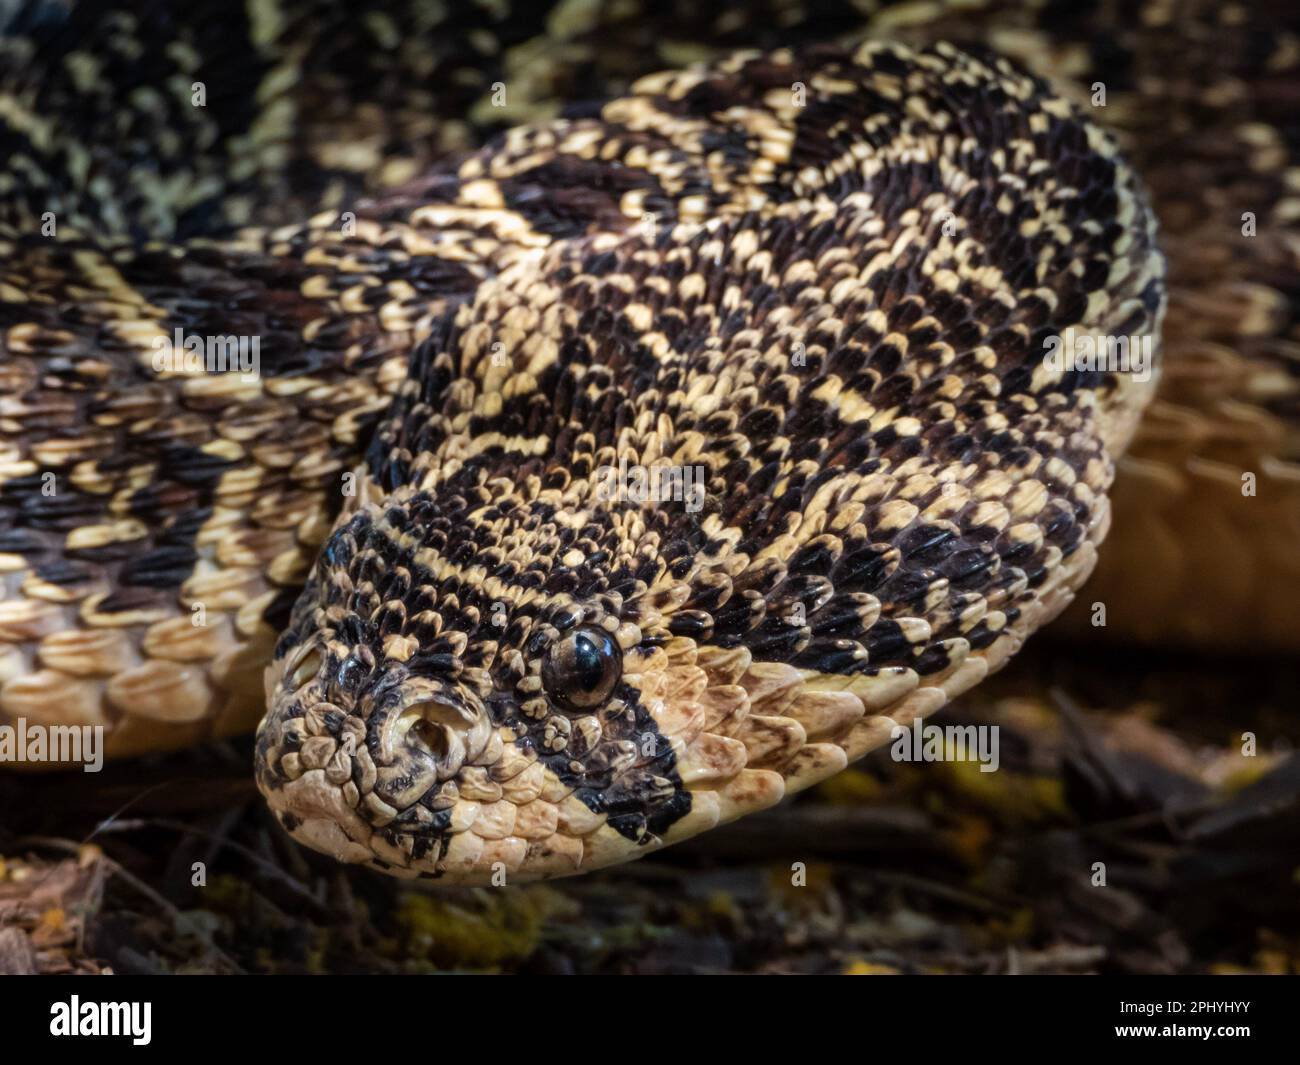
[0,1,1295,884]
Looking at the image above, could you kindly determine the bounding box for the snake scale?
[0,1,1295,884]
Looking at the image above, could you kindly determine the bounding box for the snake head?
[253,487,751,884]
[255,37,1169,884]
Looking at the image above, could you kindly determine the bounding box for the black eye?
[541,626,622,712]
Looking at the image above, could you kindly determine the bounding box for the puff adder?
[1,1,1292,884]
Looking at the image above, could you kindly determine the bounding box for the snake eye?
[541,626,623,712]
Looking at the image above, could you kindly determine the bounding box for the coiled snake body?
[0,1,1295,884]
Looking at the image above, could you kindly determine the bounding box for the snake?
[0,0,1295,884]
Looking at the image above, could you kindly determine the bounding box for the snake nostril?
[407,717,450,759]
[396,700,470,778]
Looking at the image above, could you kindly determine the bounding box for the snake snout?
[254,652,510,876]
